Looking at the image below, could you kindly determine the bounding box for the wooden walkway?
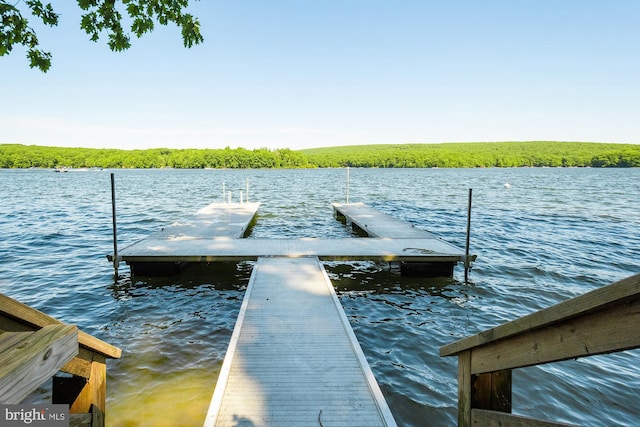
[203,257,397,427]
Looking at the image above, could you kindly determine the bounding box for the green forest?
[1,141,639,169]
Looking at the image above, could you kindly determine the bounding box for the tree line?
[1,142,638,169]
[302,142,640,168]
[0,145,310,169]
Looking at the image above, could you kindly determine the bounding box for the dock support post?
[246,178,250,203]
[465,188,472,283]
[110,173,118,277]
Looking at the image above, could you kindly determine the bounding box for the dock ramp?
[203,257,397,427]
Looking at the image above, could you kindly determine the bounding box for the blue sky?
[2,1,639,150]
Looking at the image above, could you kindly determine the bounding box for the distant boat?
[54,167,69,173]
[504,182,512,188]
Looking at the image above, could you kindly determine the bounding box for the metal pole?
[110,173,119,277]
[465,188,472,283]
[346,166,350,204]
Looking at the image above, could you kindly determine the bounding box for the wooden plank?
[203,257,397,427]
[469,296,640,374]
[120,237,466,263]
[440,273,640,357]
[0,294,121,359]
[0,324,78,404]
[69,413,92,427]
[333,202,440,239]
[471,409,577,427]
[458,350,472,427]
[471,370,512,412]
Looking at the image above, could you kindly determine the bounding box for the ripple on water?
[1,168,638,427]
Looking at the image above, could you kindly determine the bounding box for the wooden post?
[464,188,472,283]
[110,173,118,277]
[53,353,107,427]
[457,350,472,427]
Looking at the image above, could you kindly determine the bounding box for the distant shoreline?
[1,141,638,169]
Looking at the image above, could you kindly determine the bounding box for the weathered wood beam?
[470,297,640,374]
[0,324,78,404]
[53,353,107,427]
[0,294,121,359]
[457,350,472,427]
[440,273,640,357]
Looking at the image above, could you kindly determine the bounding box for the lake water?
[0,167,638,426]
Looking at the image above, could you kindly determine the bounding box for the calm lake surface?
[1,167,638,426]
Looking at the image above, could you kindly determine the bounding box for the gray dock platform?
[334,202,444,240]
[118,237,467,263]
[117,201,472,277]
[203,256,397,427]
[333,202,474,276]
[138,202,260,240]
[117,202,259,275]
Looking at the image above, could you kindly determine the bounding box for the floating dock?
[119,237,468,263]
[148,202,260,240]
[333,202,473,276]
[117,201,471,277]
[333,202,442,239]
[111,200,475,426]
[115,202,259,275]
[203,257,397,427]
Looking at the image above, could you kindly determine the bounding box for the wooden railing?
[440,273,640,427]
[0,294,121,427]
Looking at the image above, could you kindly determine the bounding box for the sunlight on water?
[108,367,217,427]
[1,168,639,426]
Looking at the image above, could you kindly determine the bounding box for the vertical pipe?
[346,166,350,204]
[110,173,118,277]
[228,191,232,204]
[246,178,250,203]
[222,182,226,202]
[465,188,472,283]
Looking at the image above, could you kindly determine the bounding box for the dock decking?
[203,257,397,427]
[332,202,473,276]
[112,199,477,426]
[333,202,439,239]
[117,201,471,273]
[116,202,259,275]
[134,202,260,241]
[118,237,467,263]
